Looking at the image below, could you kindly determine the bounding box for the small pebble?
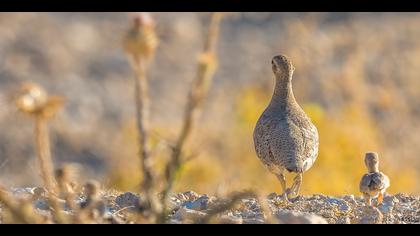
[115,192,140,208]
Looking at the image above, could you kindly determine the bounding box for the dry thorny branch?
[196,191,257,224]
[123,12,159,218]
[0,12,258,224]
[158,12,225,223]
[123,12,234,223]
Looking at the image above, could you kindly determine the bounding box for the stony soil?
[1,188,419,224]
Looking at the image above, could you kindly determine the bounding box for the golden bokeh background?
[0,13,419,196]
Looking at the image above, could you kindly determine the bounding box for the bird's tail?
[286,167,303,173]
[286,163,304,173]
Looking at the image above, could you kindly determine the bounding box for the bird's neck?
[368,166,379,173]
[269,76,296,109]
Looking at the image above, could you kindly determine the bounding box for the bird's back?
[359,172,390,195]
[254,103,318,173]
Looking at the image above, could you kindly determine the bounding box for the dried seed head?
[14,82,64,118]
[15,82,48,114]
[130,12,155,28]
[40,96,65,119]
[123,12,158,63]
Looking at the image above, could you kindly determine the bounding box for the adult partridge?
[253,55,319,200]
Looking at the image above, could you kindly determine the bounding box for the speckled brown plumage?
[253,55,319,199]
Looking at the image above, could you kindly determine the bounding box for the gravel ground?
[165,191,419,224]
[1,188,419,224]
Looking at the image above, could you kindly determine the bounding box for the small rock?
[115,192,140,208]
[275,210,328,224]
[240,210,261,219]
[217,214,243,224]
[11,187,36,200]
[339,203,350,213]
[326,197,342,205]
[243,218,265,224]
[383,195,399,204]
[33,199,50,211]
[343,195,357,205]
[343,195,355,201]
[378,201,394,214]
[183,195,210,210]
[336,217,351,224]
[358,206,383,224]
[172,207,207,222]
[395,193,410,203]
[181,191,199,201]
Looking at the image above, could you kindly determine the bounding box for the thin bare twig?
[158,12,225,223]
[197,191,256,224]
[14,82,65,223]
[123,12,159,221]
[34,116,56,194]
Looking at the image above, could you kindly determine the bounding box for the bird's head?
[364,152,379,173]
[272,55,295,81]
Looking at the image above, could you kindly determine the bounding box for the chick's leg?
[377,192,384,205]
[364,194,372,206]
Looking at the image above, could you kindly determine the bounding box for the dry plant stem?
[34,116,55,193]
[131,56,157,217]
[34,116,65,223]
[158,13,225,223]
[197,191,256,224]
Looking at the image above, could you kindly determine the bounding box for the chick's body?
[359,152,390,205]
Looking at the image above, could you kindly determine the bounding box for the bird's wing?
[299,122,319,171]
[359,174,372,193]
[371,172,389,191]
[253,113,279,167]
[369,173,386,191]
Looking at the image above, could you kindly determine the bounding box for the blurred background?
[0,12,419,196]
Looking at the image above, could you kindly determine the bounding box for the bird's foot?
[281,191,289,203]
[364,197,372,207]
[281,188,299,204]
[286,188,298,200]
[271,193,289,207]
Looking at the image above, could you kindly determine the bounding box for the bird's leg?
[364,194,372,206]
[377,192,384,205]
[289,173,303,198]
[275,172,288,202]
